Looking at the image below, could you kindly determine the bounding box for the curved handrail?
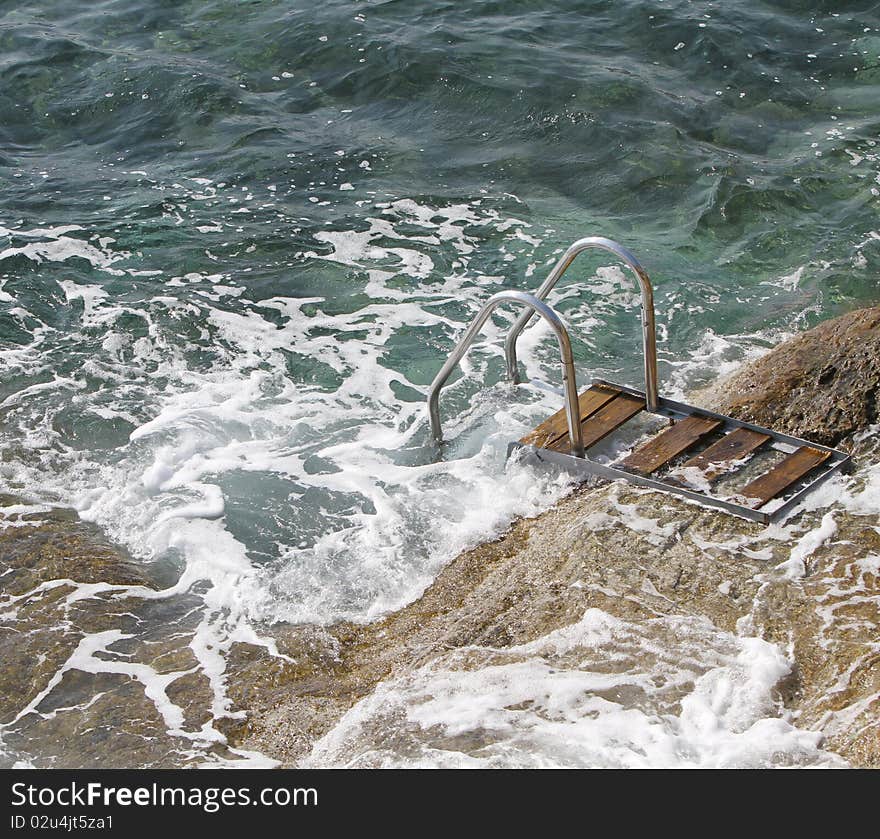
[504,236,659,412]
[427,290,584,457]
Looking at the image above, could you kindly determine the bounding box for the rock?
[701,305,880,445]
[0,499,219,768]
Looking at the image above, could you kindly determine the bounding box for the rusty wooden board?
[546,391,645,453]
[680,427,771,482]
[618,414,722,475]
[738,446,832,508]
[519,383,619,449]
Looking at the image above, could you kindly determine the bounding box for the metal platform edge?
[509,380,853,525]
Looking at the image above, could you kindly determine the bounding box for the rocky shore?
[0,501,224,767]
[2,306,878,767]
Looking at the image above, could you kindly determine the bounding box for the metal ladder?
[426,237,851,524]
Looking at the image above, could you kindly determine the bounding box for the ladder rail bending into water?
[425,237,852,524]
[504,236,659,412]
[427,290,585,457]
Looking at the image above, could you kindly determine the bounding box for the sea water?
[0,0,878,767]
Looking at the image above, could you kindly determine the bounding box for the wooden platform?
[738,446,831,508]
[520,383,838,514]
[520,383,644,453]
[620,414,721,475]
[680,427,770,481]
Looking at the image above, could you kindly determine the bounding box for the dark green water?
[0,0,878,766]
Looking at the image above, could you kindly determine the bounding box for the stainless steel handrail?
[427,290,585,457]
[504,236,659,412]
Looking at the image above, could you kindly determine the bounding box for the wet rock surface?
[228,306,880,767]
[0,499,220,767]
[702,305,880,446]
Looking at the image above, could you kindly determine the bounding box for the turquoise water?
[0,1,878,765]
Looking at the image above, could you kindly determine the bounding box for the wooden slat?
[618,414,722,475]
[738,446,832,508]
[520,384,619,449]
[680,427,771,482]
[547,392,644,453]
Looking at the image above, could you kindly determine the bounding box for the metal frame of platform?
[509,379,851,524]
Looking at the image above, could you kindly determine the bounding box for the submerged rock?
[228,306,880,767]
[0,499,221,768]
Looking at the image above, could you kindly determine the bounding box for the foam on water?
[304,608,844,768]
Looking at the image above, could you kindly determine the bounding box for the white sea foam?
[776,512,838,580]
[0,224,130,274]
[0,502,52,531]
[305,608,844,768]
[0,196,583,759]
